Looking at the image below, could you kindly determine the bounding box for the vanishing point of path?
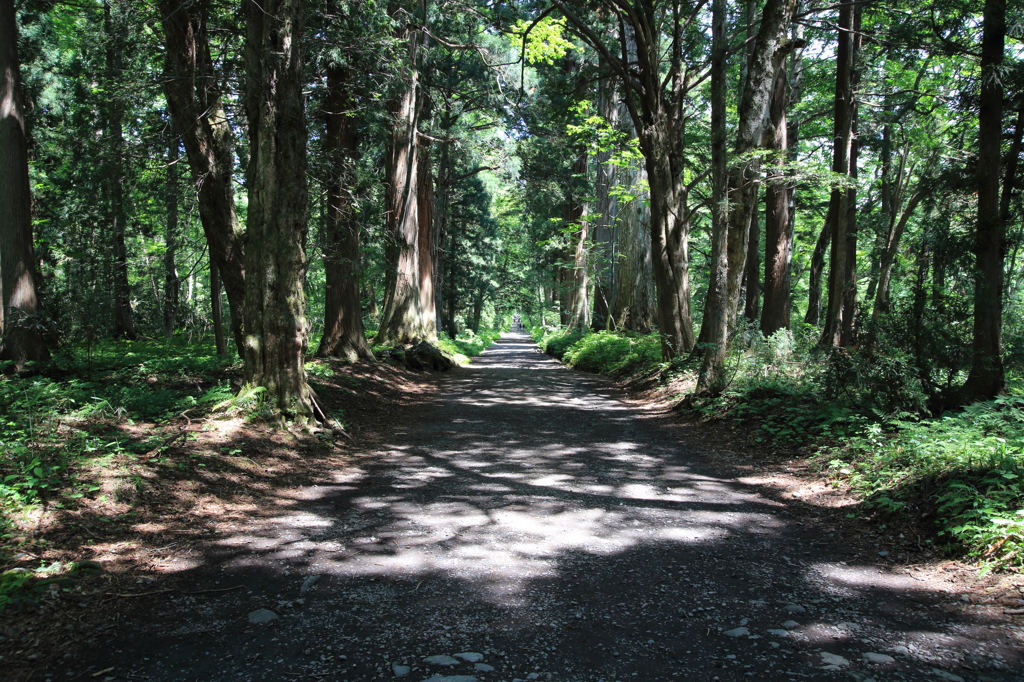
[67,335,1022,681]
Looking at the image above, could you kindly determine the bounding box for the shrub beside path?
[29,335,1024,680]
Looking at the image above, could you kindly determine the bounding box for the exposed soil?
[3,334,1023,682]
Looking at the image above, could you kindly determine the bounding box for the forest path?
[74,334,1020,682]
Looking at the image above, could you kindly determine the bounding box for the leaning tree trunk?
[0,0,49,369]
[316,63,374,362]
[159,0,246,356]
[242,0,315,424]
[375,18,436,345]
[105,1,137,341]
[962,0,1007,400]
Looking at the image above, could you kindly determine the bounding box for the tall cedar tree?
[104,1,137,340]
[962,0,1007,400]
[375,1,437,345]
[316,60,374,361]
[242,0,316,423]
[0,0,49,369]
[699,0,799,393]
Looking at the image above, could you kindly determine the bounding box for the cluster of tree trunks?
[158,0,246,356]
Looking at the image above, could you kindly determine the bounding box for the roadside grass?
[820,390,1024,572]
[436,329,503,363]
[534,324,1024,570]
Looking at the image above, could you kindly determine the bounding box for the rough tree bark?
[556,0,694,358]
[316,62,374,362]
[375,8,437,345]
[610,167,656,333]
[159,0,246,356]
[242,0,316,423]
[0,0,49,369]
[962,0,1007,400]
[760,64,791,336]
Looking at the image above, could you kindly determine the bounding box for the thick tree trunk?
[471,291,483,334]
[820,0,856,346]
[610,169,656,333]
[316,63,374,362]
[761,65,791,336]
[164,134,180,339]
[962,0,1007,400]
[242,0,315,423]
[375,18,436,345]
[105,2,137,341]
[0,0,49,369]
[159,0,246,356]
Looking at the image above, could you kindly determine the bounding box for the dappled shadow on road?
[37,335,1024,682]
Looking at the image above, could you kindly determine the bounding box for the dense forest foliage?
[2,0,1023,569]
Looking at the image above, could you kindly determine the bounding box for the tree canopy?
[0,0,1021,413]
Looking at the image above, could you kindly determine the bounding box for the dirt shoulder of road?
[0,360,441,681]
[620,369,1024,623]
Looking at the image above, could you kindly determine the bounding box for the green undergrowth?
[534,324,1024,570]
[1,340,238,548]
[436,329,503,363]
[821,390,1024,572]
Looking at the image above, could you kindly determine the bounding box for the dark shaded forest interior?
[1,0,1024,680]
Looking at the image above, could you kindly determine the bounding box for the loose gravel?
[46,334,1024,681]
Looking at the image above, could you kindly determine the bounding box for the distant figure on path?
[512,313,524,332]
